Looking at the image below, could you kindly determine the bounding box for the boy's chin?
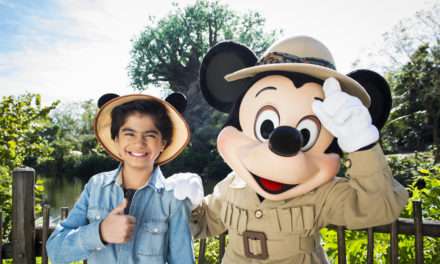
[124,160,155,170]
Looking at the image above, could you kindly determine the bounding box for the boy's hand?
[100,199,136,244]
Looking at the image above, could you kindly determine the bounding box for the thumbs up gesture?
[99,199,136,244]
[312,77,379,153]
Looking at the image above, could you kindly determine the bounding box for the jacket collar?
[103,164,165,191]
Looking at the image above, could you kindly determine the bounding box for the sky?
[0,0,437,105]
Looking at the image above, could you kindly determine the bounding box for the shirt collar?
[103,164,165,191]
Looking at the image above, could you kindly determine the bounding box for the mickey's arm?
[318,144,408,229]
[313,78,408,229]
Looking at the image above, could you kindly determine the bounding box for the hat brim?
[225,63,371,107]
[94,94,190,166]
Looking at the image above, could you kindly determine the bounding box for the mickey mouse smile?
[250,171,298,194]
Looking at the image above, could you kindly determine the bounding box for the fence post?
[336,226,347,264]
[390,220,399,264]
[198,239,206,264]
[0,210,3,263]
[60,207,69,220]
[413,200,424,264]
[12,167,36,264]
[219,233,226,263]
[42,204,50,264]
[366,228,374,264]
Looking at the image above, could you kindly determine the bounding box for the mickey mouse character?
[167,36,408,263]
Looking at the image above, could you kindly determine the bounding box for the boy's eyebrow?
[121,128,159,134]
[121,128,136,133]
[142,130,159,135]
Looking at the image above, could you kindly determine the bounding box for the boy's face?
[114,113,166,170]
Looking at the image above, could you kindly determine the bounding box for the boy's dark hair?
[110,99,173,146]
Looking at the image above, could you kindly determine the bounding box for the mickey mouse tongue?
[251,172,298,194]
[259,177,284,192]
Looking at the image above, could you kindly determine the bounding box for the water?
[39,175,85,218]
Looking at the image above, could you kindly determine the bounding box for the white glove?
[164,173,204,210]
[312,77,379,153]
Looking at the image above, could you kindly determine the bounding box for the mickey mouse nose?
[269,126,303,157]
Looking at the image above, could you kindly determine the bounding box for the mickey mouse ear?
[165,92,187,113]
[347,70,392,130]
[97,93,119,108]
[200,41,257,113]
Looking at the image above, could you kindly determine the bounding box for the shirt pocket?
[87,208,110,223]
[136,220,168,256]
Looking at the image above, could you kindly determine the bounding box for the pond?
[40,175,86,218]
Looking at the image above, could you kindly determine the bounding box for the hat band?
[257,52,336,70]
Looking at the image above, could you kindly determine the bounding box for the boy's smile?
[114,113,166,170]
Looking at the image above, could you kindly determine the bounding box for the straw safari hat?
[94,92,190,165]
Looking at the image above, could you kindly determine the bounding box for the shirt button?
[153,228,159,233]
[255,209,263,219]
[96,215,101,220]
[344,159,352,168]
[97,247,102,251]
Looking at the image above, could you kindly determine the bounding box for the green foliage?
[194,237,225,264]
[0,93,57,241]
[383,42,440,161]
[387,151,434,186]
[0,94,58,168]
[321,152,440,263]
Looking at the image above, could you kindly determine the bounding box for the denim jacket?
[46,166,195,264]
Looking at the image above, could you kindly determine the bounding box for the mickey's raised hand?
[312,77,379,153]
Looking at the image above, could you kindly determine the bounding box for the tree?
[383,43,440,161]
[353,1,440,72]
[0,93,58,240]
[128,0,280,179]
[37,99,116,181]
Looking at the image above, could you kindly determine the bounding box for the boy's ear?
[98,93,119,108]
[200,41,257,113]
[165,92,187,113]
[347,70,392,131]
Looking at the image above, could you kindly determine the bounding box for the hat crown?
[262,36,336,69]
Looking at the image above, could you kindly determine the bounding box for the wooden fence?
[1,167,439,263]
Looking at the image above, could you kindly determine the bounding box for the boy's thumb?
[111,198,127,215]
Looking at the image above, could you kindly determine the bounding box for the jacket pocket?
[136,220,168,256]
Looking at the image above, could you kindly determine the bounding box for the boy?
[47,93,194,264]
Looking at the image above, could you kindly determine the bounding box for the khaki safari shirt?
[191,144,408,264]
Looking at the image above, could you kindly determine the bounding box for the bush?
[321,152,440,263]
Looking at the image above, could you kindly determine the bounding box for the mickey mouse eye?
[254,106,280,142]
[296,116,321,151]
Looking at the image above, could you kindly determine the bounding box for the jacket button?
[153,228,159,233]
[255,209,263,219]
[96,215,101,220]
